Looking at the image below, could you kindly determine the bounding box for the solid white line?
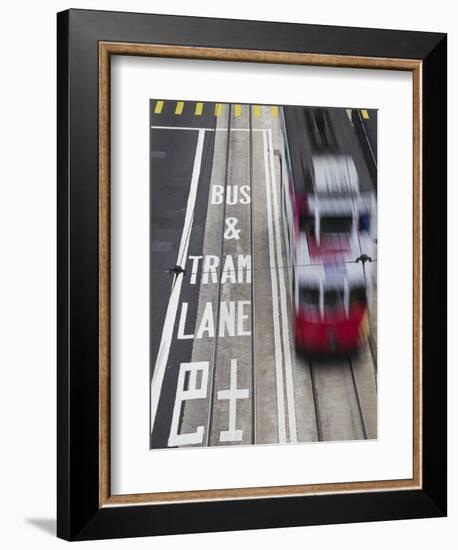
[262,130,287,444]
[150,126,265,132]
[267,129,298,443]
[150,129,206,433]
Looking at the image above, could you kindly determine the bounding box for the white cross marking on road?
[217,359,249,442]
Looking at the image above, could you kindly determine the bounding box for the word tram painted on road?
[188,254,252,285]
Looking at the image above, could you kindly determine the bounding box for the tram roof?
[312,155,359,195]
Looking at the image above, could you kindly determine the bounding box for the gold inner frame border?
[98,41,422,507]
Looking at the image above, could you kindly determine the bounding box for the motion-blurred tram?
[280,106,376,354]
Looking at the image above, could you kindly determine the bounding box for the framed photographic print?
[57,9,447,541]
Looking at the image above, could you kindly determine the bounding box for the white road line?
[150,129,206,433]
[262,130,287,444]
[267,129,298,443]
[150,126,265,132]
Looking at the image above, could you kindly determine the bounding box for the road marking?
[223,217,241,240]
[195,102,203,116]
[175,101,184,115]
[218,359,249,442]
[150,126,266,132]
[168,361,209,446]
[271,106,279,117]
[262,130,287,444]
[150,129,206,433]
[361,109,370,119]
[154,100,164,114]
[267,129,298,443]
[234,104,242,117]
[215,103,223,116]
[253,105,262,118]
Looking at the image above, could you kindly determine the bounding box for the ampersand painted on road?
[223,217,241,240]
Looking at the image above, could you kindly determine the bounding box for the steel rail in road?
[310,357,369,442]
[367,328,378,382]
[309,361,323,441]
[205,105,233,446]
[349,358,369,439]
[249,107,257,445]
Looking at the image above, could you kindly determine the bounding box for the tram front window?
[299,286,320,315]
[324,288,345,319]
[320,215,352,235]
[299,213,314,235]
[349,286,367,308]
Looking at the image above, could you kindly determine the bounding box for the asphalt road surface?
[149,100,377,449]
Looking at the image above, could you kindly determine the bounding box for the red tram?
[280,106,376,354]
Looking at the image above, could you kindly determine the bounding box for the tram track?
[308,357,369,442]
[309,361,323,441]
[205,105,233,446]
[205,104,257,446]
[349,357,369,439]
[249,106,257,445]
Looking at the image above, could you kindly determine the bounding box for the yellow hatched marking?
[253,105,262,117]
[234,104,242,117]
[195,102,203,116]
[361,109,370,119]
[175,101,184,115]
[154,100,164,114]
[215,103,223,116]
[271,106,279,117]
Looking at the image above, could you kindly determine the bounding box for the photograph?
[149,100,378,449]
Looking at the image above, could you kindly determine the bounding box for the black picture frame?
[57,8,447,541]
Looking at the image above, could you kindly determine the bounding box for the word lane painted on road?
[177,300,251,339]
